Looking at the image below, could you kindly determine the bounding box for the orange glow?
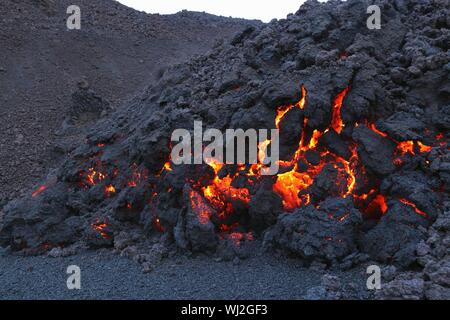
[275,85,306,129]
[202,174,250,218]
[189,190,214,224]
[154,217,164,232]
[84,167,106,186]
[417,141,432,153]
[395,140,432,157]
[367,122,388,138]
[366,194,388,216]
[164,161,172,172]
[157,160,173,176]
[92,220,110,239]
[105,184,116,195]
[308,130,322,149]
[399,198,428,218]
[228,232,254,247]
[396,141,415,156]
[32,185,47,198]
[273,170,314,210]
[271,86,359,210]
[331,87,350,134]
[336,146,358,198]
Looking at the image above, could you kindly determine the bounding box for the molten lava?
[396,141,415,156]
[417,141,432,153]
[66,82,439,239]
[92,220,110,239]
[399,198,428,218]
[331,87,350,134]
[275,85,306,129]
[200,159,250,219]
[364,194,388,218]
[32,185,47,198]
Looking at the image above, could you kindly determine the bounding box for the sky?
[116,0,311,22]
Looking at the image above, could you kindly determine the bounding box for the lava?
[68,83,438,240]
[396,141,415,156]
[364,194,388,218]
[81,165,106,187]
[189,189,214,224]
[417,141,432,153]
[91,220,110,239]
[395,140,433,158]
[275,85,306,129]
[366,122,388,138]
[331,87,350,134]
[32,185,47,198]
[399,198,428,218]
[153,217,164,232]
[273,170,314,210]
[271,85,357,210]
[105,184,116,195]
[227,232,254,247]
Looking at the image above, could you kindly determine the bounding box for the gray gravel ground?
[0,251,371,300]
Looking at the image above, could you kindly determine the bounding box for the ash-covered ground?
[1,0,449,300]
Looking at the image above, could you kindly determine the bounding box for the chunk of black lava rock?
[263,198,362,265]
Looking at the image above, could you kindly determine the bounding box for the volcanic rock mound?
[1,0,449,285]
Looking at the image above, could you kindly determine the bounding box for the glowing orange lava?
[365,194,388,216]
[396,141,415,156]
[275,85,306,129]
[367,122,388,138]
[417,141,432,153]
[189,189,214,224]
[271,85,357,210]
[32,185,47,198]
[105,184,116,195]
[399,198,428,218]
[331,87,350,134]
[92,220,110,238]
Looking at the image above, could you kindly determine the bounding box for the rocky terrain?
[1,0,449,300]
[0,0,260,204]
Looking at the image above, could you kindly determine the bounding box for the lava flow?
[272,86,357,210]
[186,84,435,228]
[57,84,438,236]
[91,220,110,239]
[32,185,47,198]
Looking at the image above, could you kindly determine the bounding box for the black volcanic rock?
[264,198,362,264]
[361,200,430,268]
[377,112,427,141]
